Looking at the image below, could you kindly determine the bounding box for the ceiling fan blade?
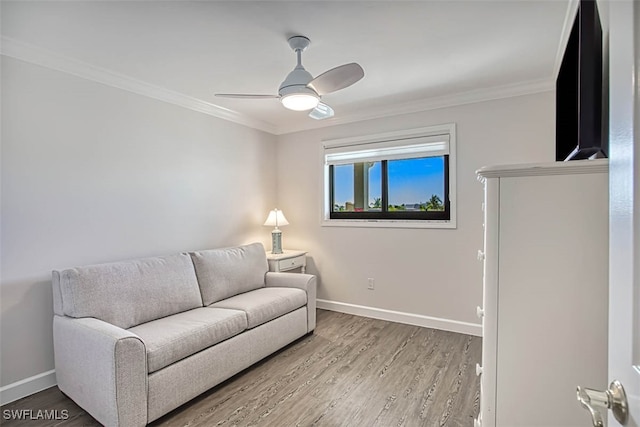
[214,94,279,99]
[309,102,335,120]
[307,63,364,95]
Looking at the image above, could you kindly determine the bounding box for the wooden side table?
[266,250,307,273]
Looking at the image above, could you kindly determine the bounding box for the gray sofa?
[51,243,316,426]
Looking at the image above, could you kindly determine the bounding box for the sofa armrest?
[265,272,316,332]
[53,315,147,427]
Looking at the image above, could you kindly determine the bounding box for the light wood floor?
[1,310,481,426]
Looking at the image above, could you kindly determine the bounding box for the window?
[323,124,456,228]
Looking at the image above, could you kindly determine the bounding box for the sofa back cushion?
[190,243,268,305]
[56,253,203,329]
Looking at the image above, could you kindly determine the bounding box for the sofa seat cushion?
[128,307,247,373]
[209,287,306,329]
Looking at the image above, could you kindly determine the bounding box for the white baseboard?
[0,370,56,406]
[317,299,482,337]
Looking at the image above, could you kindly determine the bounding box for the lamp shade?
[263,209,289,227]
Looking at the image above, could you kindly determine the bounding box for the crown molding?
[0,37,278,135]
[2,36,554,137]
[275,77,555,135]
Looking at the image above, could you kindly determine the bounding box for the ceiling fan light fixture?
[281,93,320,111]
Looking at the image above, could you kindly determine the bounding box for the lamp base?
[271,229,283,254]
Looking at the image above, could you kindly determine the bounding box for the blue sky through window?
[388,157,444,206]
[333,157,445,207]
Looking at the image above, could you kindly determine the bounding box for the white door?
[578,1,639,425]
[606,1,639,425]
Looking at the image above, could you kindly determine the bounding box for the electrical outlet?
[367,278,375,290]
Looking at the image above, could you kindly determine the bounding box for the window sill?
[320,219,457,229]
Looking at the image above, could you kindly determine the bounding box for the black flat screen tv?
[556,0,607,161]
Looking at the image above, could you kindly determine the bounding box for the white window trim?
[320,123,457,229]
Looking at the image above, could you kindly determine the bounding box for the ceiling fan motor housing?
[279,66,319,110]
[278,67,317,97]
[279,35,318,99]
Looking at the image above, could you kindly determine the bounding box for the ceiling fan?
[215,35,364,120]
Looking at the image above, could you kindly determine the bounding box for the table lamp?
[263,208,289,254]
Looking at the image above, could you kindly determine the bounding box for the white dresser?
[475,160,609,427]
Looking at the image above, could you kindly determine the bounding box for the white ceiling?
[1,1,572,134]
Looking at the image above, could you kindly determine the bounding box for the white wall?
[0,57,277,388]
[276,92,555,328]
[0,54,556,399]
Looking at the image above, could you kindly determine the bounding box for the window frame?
[321,124,457,229]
